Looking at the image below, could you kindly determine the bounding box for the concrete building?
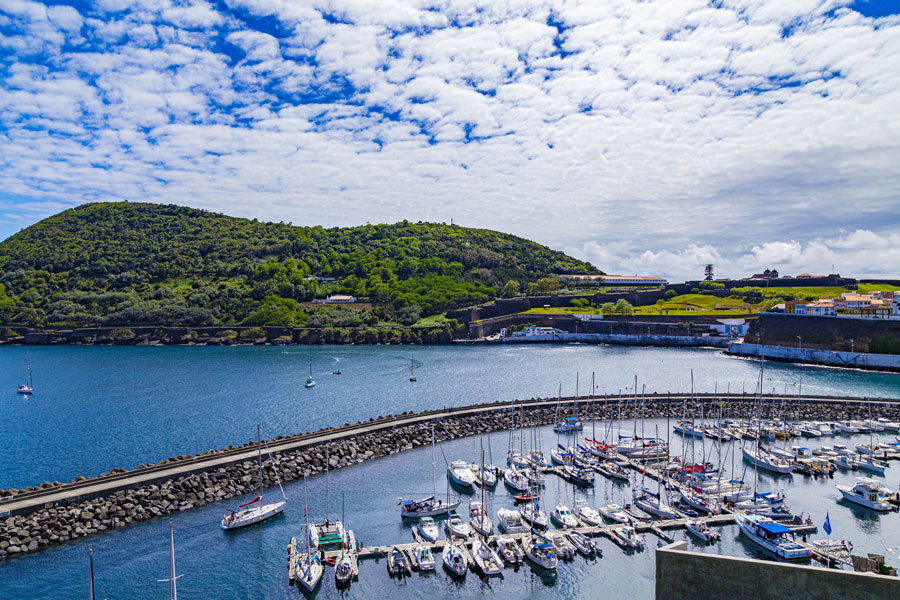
[561,274,667,287]
[806,300,835,316]
[314,294,358,304]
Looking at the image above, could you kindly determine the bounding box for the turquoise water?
[1,345,899,599]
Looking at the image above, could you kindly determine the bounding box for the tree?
[535,277,560,295]
[614,298,634,315]
[570,298,588,308]
[501,280,520,298]
[600,302,615,314]
[704,264,714,281]
[665,289,676,299]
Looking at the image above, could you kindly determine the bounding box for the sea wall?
[2,396,899,560]
[657,541,899,600]
[747,312,900,353]
[728,342,900,372]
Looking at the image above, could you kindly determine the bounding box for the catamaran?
[221,425,286,530]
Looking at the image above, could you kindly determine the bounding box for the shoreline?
[2,393,898,560]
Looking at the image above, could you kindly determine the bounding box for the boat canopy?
[758,522,792,535]
[565,417,578,421]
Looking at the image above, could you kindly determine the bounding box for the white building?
[560,274,667,287]
[806,300,835,316]
[313,294,358,303]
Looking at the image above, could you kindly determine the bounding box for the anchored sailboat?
[221,425,286,529]
[17,351,33,394]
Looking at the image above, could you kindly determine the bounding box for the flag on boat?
[823,512,832,535]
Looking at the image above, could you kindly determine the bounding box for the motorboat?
[448,460,477,489]
[470,538,503,576]
[294,552,323,591]
[401,425,462,517]
[512,493,538,504]
[596,461,630,482]
[551,504,578,529]
[610,525,644,549]
[469,500,493,536]
[519,500,550,529]
[876,417,900,432]
[735,514,811,560]
[523,532,559,569]
[836,478,895,511]
[576,500,603,526]
[495,535,524,564]
[334,553,354,587]
[562,465,595,486]
[442,541,468,577]
[503,467,529,492]
[833,454,860,470]
[566,530,599,556]
[498,508,527,534]
[742,447,792,474]
[599,503,631,524]
[387,547,411,578]
[445,512,472,538]
[416,516,439,542]
[414,544,435,571]
[835,421,858,434]
[685,520,721,542]
[856,456,887,475]
[550,531,576,560]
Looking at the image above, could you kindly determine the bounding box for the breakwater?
[2,393,899,560]
[729,342,900,372]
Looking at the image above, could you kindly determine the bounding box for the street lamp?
[850,338,854,353]
[797,335,802,351]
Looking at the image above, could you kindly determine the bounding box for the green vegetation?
[0,202,599,328]
[698,281,725,289]
[870,333,900,355]
[731,286,853,299]
[633,293,759,315]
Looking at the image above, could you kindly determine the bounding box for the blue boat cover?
[759,521,792,535]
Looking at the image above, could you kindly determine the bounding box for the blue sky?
[1,0,899,281]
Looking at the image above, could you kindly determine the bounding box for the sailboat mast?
[325,445,330,521]
[257,424,263,501]
[88,546,95,600]
[168,522,177,600]
[431,424,436,499]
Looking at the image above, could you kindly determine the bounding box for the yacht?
[550,446,574,466]
[401,496,461,517]
[685,519,721,542]
[470,538,503,576]
[551,504,578,529]
[633,489,678,519]
[495,535,524,564]
[562,465,595,486]
[599,503,631,524]
[442,541,468,577]
[507,450,528,469]
[523,532,559,569]
[469,500,493,536]
[503,467,529,492]
[414,545,435,571]
[857,456,888,475]
[416,516,439,542]
[596,460,630,482]
[610,525,644,548]
[445,513,472,538]
[448,460,477,489]
[497,508,527,534]
[221,425,286,530]
[293,552,323,591]
[742,447,792,474]
[837,478,895,511]
[735,514,811,559]
[17,352,34,394]
[576,500,603,526]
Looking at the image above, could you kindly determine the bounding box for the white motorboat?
[576,500,603,526]
[735,513,811,560]
[876,418,900,432]
[445,513,472,538]
[448,460,477,489]
[498,508,527,534]
[857,456,887,475]
[610,525,644,549]
[550,531,576,560]
[470,537,503,576]
[816,422,836,436]
[495,535,524,564]
[469,500,493,536]
[334,553,354,587]
[523,532,559,569]
[221,425,286,530]
[599,503,631,524]
[519,500,550,529]
[835,421,858,434]
[685,520,721,542]
[742,447,792,474]
[837,478,895,511]
[414,545,435,571]
[503,467,529,492]
[416,516,439,542]
[551,504,578,529]
[442,541,468,577]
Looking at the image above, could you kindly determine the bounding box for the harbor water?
[1,345,899,599]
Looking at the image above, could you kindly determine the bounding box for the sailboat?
[17,352,33,394]
[399,424,461,517]
[157,522,183,600]
[221,425,286,529]
[305,350,315,388]
[409,358,417,382]
[308,445,350,551]
[293,476,323,591]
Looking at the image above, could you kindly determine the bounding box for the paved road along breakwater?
[1,393,899,559]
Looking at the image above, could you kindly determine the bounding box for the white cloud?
[0,0,898,276]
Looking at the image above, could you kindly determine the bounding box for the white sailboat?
[399,425,461,517]
[17,351,33,394]
[293,476,323,591]
[522,531,558,569]
[471,537,503,576]
[442,540,468,577]
[304,350,315,388]
[221,425,286,530]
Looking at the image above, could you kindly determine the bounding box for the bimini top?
[758,521,792,535]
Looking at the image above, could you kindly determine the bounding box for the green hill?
[0,202,599,328]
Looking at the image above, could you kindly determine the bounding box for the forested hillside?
[0,202,599,328]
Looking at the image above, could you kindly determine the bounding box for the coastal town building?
[779,290,900,320]
[314,294,358,303]
[561,274,667,287]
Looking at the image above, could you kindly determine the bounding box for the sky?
[1,0,899,282]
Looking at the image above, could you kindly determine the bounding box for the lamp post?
[850,338,854,353]
[797,335,802,351]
